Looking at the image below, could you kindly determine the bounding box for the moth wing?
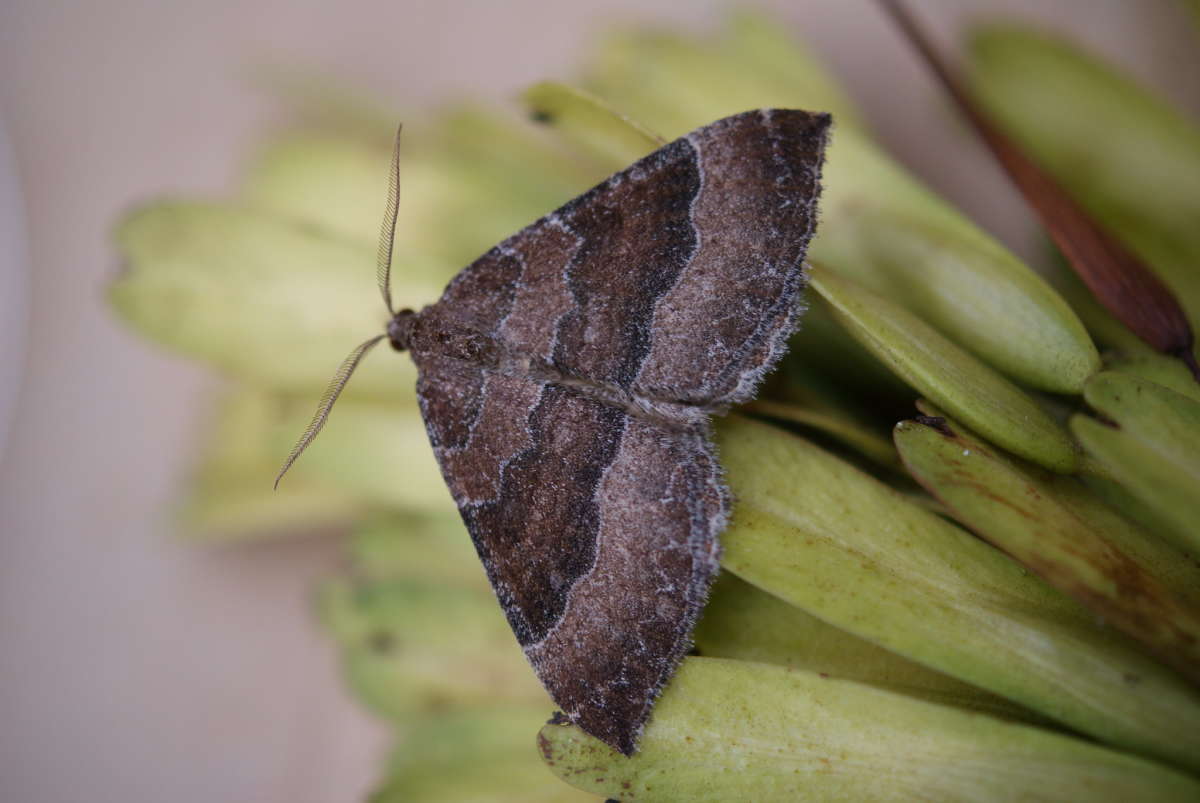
[415,359,723,754]
[430,109,829,407]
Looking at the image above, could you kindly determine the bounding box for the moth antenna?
[377,123,403,316]
[274,333,387,489]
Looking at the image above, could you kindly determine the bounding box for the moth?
[278,108,830,754]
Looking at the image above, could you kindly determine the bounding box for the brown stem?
[878,0,1198,383]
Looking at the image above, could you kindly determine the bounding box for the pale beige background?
[0,2,1196,802]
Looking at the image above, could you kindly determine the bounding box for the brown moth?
[279,109,830,754]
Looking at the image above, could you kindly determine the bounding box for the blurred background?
[1,1,1197,801]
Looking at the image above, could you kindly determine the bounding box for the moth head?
[387,309,418,352]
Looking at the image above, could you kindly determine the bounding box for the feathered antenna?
[273,334,386,489]
[377,124,402,316]
[274,124,405,488]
